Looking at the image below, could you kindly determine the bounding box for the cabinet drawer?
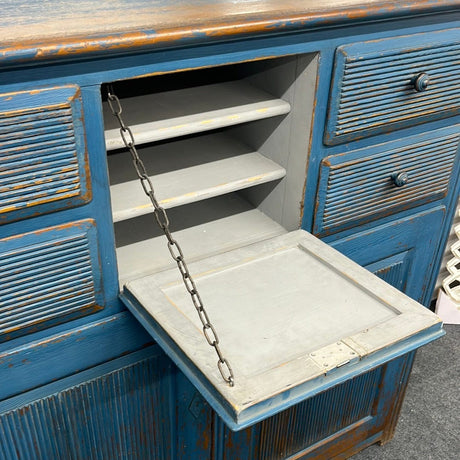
[325,29,460,145]
[0,86,91,223]
[0,220,103,342]
[314,129,459,236]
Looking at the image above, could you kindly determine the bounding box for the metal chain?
[107,87,235,387]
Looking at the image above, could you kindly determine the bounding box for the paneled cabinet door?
[330,207,446,305]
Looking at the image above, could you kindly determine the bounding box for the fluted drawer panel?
[325,29,460,145]
[314,130,459,236]
[252,368,380,459]
[0,220,102,342]
[0,351,173,460]
[0,86,90,223]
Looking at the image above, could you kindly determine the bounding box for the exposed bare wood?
[0,1,457,64]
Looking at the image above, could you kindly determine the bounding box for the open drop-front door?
[120,230,443,431]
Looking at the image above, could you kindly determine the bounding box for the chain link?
[107,87,235,387]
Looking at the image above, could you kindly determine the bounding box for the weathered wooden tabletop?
[0,0,458,64]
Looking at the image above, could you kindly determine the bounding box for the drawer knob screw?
[413,73,430,92]
[391,172,409,187]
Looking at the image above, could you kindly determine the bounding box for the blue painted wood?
[78,85,122,312]
[0,1,458,69]
[366,252,409,292]
[302,55,459,239]
[0,85,124,335]
[0,347,417,460]
[209,367,381,459]
[372,350,416,444]
[314,126,460,236]
[213,352,415,458]
[0,85,91,223]
[255,368,380,458]
[175,371,213,459]
[424,176,460,303]
[0,5,456,458]
[0,219,103,342]
[325,28,460,145]
[0,312,152,402]
[215,354,417,459]
[0,15,459,92]
[0,347,174,460]
[331,207,447,305]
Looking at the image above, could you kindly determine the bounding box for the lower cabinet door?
[0,344,416,460]
[330,206,446,305]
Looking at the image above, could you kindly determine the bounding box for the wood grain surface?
[0,0,458,64]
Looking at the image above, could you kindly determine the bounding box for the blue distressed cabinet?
[0,1,459,458]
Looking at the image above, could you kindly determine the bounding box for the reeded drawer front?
[0,220,103,342]
[325,29,460,145]
[0,85,91,223]
[314,129,459,236]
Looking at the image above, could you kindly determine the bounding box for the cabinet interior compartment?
[102,53,318,283]
[101,52,444,432]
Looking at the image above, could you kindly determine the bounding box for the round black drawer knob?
[413,73,430,92]
[391,172,409,187]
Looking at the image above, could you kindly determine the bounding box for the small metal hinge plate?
[309,341,359,374]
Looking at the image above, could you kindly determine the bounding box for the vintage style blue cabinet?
[0,1,459,458]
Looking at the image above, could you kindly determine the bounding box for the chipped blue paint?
[330,207,448,305]
[0,85,91,224]
[0,3,457,458]
[324,28,460,145]
[0,1,458,67]
[314,126,460,237]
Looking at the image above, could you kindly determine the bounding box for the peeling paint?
[0,1,457,65]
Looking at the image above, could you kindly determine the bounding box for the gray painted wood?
[116,194,286,283]
[124,230,441,415]
[108,133,286,222]
[110,55,317,285]
[104,81,291,150]
[234,54,318,230]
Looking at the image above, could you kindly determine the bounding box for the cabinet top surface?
[1,0,458,65]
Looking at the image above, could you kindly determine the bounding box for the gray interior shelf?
[108,133,286,222]
[115,193,286,283]
[103,81,291,150]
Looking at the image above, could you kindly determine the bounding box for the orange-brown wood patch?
[0,1,457,64]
